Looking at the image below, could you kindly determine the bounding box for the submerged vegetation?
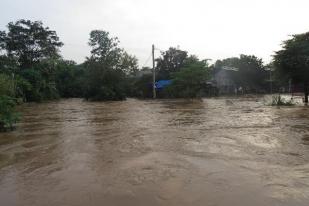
[1,19,309,130]
[0,95,20,131]
[166,57,210,98]
[270,95,294,106]
[0,74,20,130]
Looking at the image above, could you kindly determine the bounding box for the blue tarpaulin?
[155,80,172,89]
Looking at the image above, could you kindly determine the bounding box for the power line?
[141,52,152,68]
[154,46,165,53]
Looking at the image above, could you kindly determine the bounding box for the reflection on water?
[1,97,309,206]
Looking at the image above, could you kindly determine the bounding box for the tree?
[0,74,19,131]
[274,32,309,103]
[0,55,19,74]
[119,52,138,76]
[0,31,6,49]
[214,55,267,92]
[84,30,137,101]
[167,58,210,98]
[0,20,64,102]
[55,60,85,98]
[0,73,15,97]
[87,30,122,64]
[0,95,20,131]
[156,47,188,79]
[0,19,63,69]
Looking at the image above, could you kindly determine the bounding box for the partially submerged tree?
[84,30,138,101]
[274,32,309,103]
[0,95,20,131]
[0,74,19,131]
[55,60,85,98]
[0,73,15,97]
[167,58,211,98]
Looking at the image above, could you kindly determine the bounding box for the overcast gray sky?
[1,0,309,67]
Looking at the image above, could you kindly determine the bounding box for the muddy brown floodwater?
[1,97,309,206]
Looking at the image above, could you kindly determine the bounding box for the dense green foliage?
[0,20,63,102]
[166,57,210,98]
[55,60,85,98]
[156,47,188,79]
[0,19,64,130]
[0,73,15,96]
[0,95,20,131]
[128,67,153,98]
[0,74,19,130]
[0,20,140,105]
[274,32,309,102]
[1,20,63,69]
[84,30,138,100]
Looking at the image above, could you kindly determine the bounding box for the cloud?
[1,0,309,66]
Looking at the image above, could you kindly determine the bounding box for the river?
[0,97,309,206]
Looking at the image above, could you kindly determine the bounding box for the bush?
[0,95,20,131]
[84,63,127,101]
[167,61,210,98]
[130,74,153,98]
[20,69,59,102]
[0,74,15,97]
[55,62,85,98]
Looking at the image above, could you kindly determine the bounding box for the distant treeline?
[1,19,309,130]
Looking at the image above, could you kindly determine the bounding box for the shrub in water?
[271,95,294,106]
[0,95,20,131]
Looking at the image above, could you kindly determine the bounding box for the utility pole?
[152,44,156,99]
[266,67,273,95]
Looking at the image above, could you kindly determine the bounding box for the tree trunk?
[304,82,308,104]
